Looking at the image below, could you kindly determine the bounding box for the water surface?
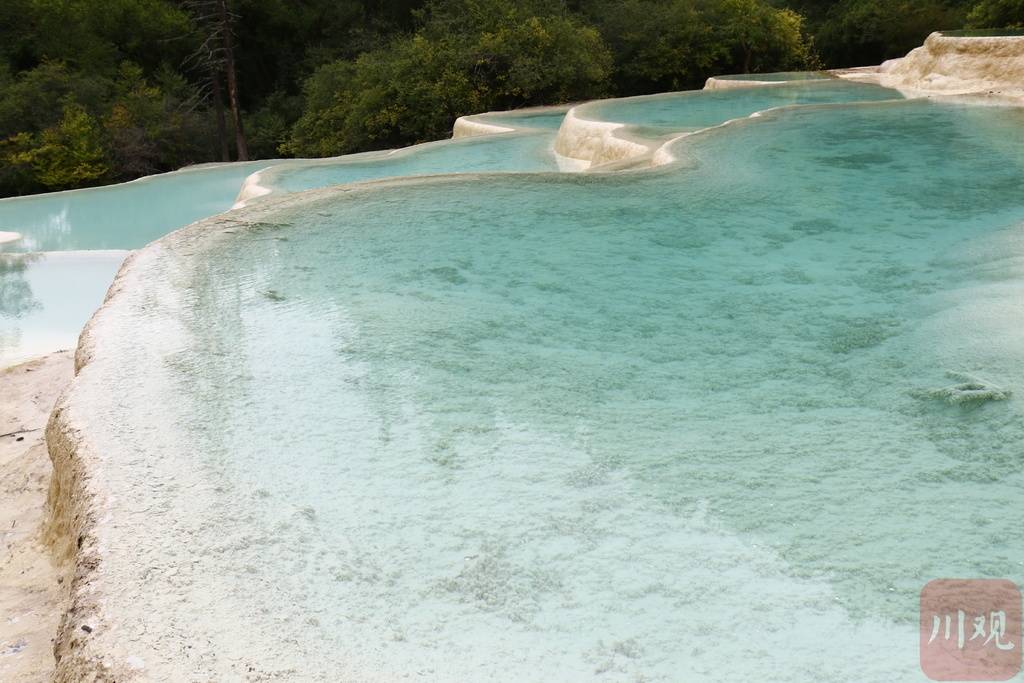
[0,251,126,365]
[0,163,265,252]
[581,81,902,133]
[259,131,560,196]
[474,110,568,130]
[78,99,1024,680]
[714,71,834,82]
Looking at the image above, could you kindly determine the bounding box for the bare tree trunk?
[218,0,248,161]
[211,69,230,162]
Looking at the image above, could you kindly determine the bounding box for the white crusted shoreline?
[0,352,72,683]
[45,234,270,681]
[47,180,524,681]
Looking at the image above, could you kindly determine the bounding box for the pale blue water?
[715,71,833,82]
[0,162,266,365]
[581,81,902,132]
[0,251,126,365]
[0,127,564,365]
[0,162,266,252]
[262,131,559,196]
[81,98,1024,680]
[474,110,568,130]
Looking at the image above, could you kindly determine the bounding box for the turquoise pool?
[0,251,126,366]
[579,80,902,133]
[0,126,565,365]
[714,71,834,82]
[66,96,1024,680]
[0,162,267,252]
[474,110,569,130]
[256,130,560,197]
[0,162,266,364]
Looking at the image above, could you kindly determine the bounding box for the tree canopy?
[0,0,1017,196]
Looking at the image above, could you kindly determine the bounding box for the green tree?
[715,0,815,74]
[286,1,611,157]
[0,62,112,141]
[104,62,213,176]
[584,0,723,93]
[584,0,815,94]
[967,0,1024,27]
[811,0,969,66]
[6,101,112,190]
[23,0,193,75]
[246,90,303,159]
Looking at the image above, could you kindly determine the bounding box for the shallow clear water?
[475,110,568,130]
[0,130,567,364]
[83,99,1024,680]
[262,131,559,196]
[0,162,265,252]
[581,81,902,132]
[0,251,126,365]
[715,71,834,82]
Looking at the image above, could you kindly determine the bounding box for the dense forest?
[1,0,1021,197]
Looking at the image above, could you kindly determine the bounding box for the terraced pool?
[577,80,901,134]
[0,162,267,252]
[250,130,560,199]
[0,162,266,365]
[55,90,1024,682]
[712,71,834,82]
[0,125,562,365]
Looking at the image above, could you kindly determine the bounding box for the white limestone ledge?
[452,117,515,138]
[453,104,572,139]
[553,74,830,170]
[232,170,272,208]
[838,32,1024,103]
[552,107,655,169]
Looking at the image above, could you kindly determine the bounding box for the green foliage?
[104,62,213,175]
[803,0,971,66]
[5,101,111,191]
[0,62,111,140]
[714,0,816,74]
[286,36,481,156]
[286,3,611,157]
[967,0,1024,27]
[20,0,194,75]
[583,0,815,95]
[282,61,360,157]
[246,91,303,159]
[0,133,42,195]
[0,58,212,193]
[584,0,723,93]
[470,14,612,107]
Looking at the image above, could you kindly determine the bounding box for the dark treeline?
[1,0,1020,197]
